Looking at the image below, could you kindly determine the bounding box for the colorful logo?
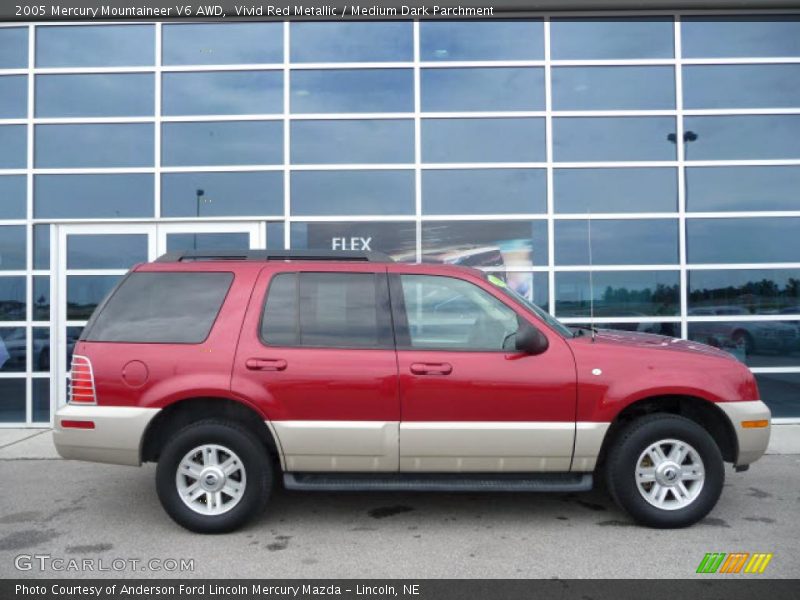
[696,552,773,574]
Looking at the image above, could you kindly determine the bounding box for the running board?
[284,472,593,493]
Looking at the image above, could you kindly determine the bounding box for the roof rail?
[154,249,395,263]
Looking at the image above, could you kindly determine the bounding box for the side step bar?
[284,472,593,493]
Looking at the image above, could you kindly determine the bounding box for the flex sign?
[332,237,373,251]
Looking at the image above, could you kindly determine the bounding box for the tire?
[156,420,272,533]
[605,414,724,529]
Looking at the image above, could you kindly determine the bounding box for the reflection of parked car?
[689,306,799,354]
[425,246,505,268]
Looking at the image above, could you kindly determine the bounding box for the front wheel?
[605,414,724,528]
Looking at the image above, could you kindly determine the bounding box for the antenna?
[587,211,596,342]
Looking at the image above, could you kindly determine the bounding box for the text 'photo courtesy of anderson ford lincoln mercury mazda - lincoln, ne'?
[53,250,771,533]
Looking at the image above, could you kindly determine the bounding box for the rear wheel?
[156,420,272,533]
[605,414,724,528]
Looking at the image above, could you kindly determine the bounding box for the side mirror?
[515,320,549,355]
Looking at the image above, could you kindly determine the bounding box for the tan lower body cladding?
[269,421,610,473]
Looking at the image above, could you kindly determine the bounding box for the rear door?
[231,263,400,472]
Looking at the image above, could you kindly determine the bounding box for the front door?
[389,269,577,472]
[52,221,263,415]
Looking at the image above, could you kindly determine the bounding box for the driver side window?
[397,274,519,351]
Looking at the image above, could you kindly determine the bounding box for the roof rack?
[154,249,395,263]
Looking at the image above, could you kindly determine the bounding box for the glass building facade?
[1,16,800,425]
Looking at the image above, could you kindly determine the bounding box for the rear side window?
[261,272,393,349]
[84,272,233,343]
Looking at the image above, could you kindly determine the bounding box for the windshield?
[485,274,575,338]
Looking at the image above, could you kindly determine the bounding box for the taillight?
[69,355,97,405]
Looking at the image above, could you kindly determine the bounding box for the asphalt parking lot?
[0,433,798,579]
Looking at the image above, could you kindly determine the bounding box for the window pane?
[570,321,680,338]
[554,168,677,213]
[0,327,26,372]
[686,166,800,212]
[34,225,49,270]
[420,20,543,61]
[0,176,26,220]
[36,74,154,118]
[756,373,800,418]
[0,28,27,68]
[0,277,25,321]
[422,220,548,268]
[291,22,412,62]
[291,120,413,164]
[36,25,154,67]
[689,269,800,316]
[684,116,800,160]
[162,121,282,166]
[67,234,148,269]
[0,76,27,119]
[163,71,282,116]
[35,124,153,168]
[267,222,284,250]
[0,379,25,423]
[688,320,799,368]
[291,69,413,114]
[556,219,678,265]
[421,68,544,112]
[162,172,283,217]
[33,379,50,422]
[33,327,50,372]
[67,326,82,366]
[684,65,800,109]
[261,273,298,346]
[423,118,545,163]
[35,174,154,219]
[423,169,546,215]
[484,270,550,310]
[553,117,677,162]
[682,16,800,58]
[291,170,414,216]
[552,66,675,110]
[162,23,282,65]
[67,275,121,320]
[85,273,233,344]
[556,271,680,318]
[688,218,800,264]
[291,221,417,260]
[33,276,49,321]
[0,126,26,169]
[166,233,250,253]
[551,17,674,59]
[0,226,25,270]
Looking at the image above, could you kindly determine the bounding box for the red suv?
[54,250,771,533]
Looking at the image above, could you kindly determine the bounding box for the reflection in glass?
[32,327,50,372]
[33,276,50,321]
[421,68,544,112]
[291,171,415,216]
[686,166,800,212]
[682,16,800,58]
[0,379,25,423]
[0,76,27,119]
[569,321,680,338]
[688,218,800,264]
[36,74,154,117]
[0,126,26,169]
[484,270,549,309]
[291,120,414,164]
[0,28,28,69]
[162,172,283,217]
[756,373,800,418]
[0,176,26,220]
[166,232,250,253]
[33,379,50,422]
[36,25,154,67]
[67,234,148,270]
[291,221,417,260]
[163,71,282,116]
[688,320,800,368]
[423,169,546,215]
[420,20,543,61]
[554,168,677,213]
[553,117,677,162]
[684,65,800,109]
[67,276,121,320]
[34,225,49,270]
[555,219,678,265]
[162,121,282,166]
[0,226,25,270]
[689,269,800,316]
[291,69,414,114]
[35,174,154,219]
[551,17,674,59]
[552,66,675,110]
[267,222,284,250]
[35,124,153,168]
[67,326,83,367]
[0,328,26,372]
[291,22,413,63]
[556,271,680,317]
[422,220,548,268]
[683,116,800,160]
[0,277,25,321]
[423,118,545,163]
[162,23,283,65]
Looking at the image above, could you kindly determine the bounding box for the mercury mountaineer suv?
[54,250,771,533]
